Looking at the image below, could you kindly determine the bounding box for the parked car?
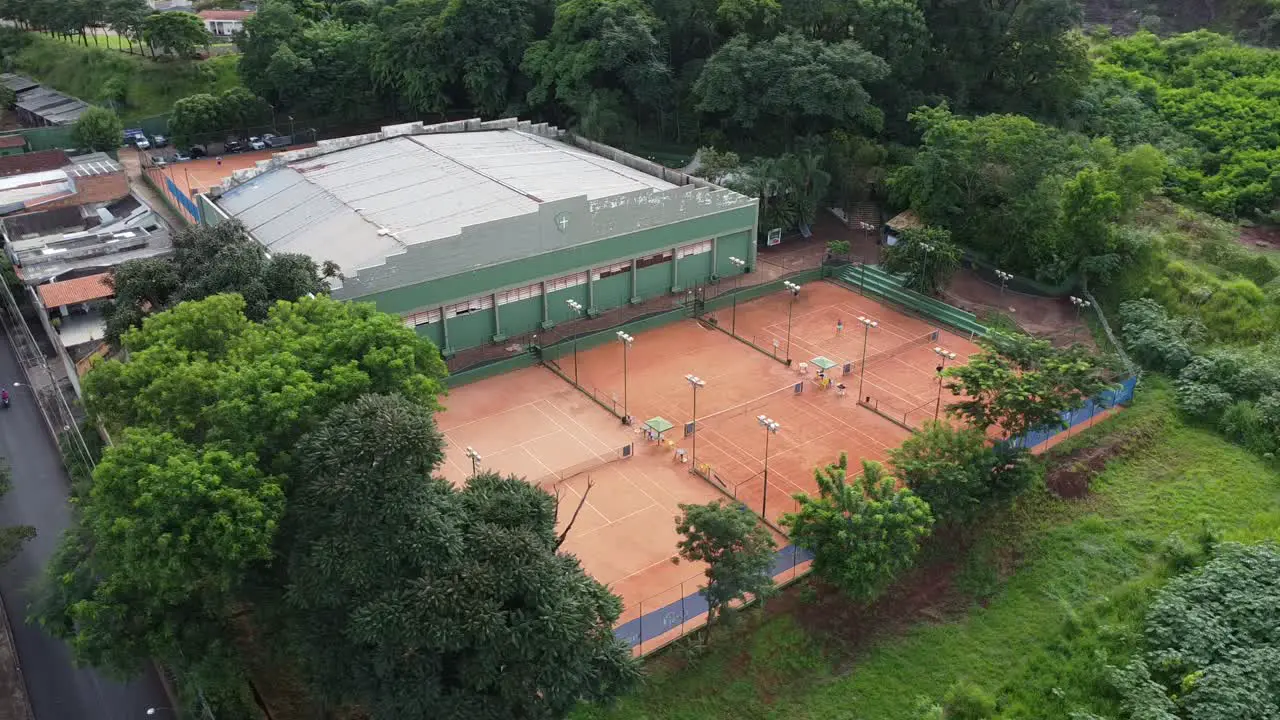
[248,136,266,151]
[152,135,168,148]
[174,152,191,162]
[188,145,207,159]
[223,139,244,153]
[264,133,291,149]
[150,155,167,167]
[133,136,151,150]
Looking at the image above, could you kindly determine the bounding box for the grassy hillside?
[575,383,1280,719]
[0,31,241,122]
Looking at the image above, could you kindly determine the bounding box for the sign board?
[766,228,783,246]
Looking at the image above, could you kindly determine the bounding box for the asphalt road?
[0,333,172,719]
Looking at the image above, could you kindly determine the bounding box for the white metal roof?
[217,130,677,273]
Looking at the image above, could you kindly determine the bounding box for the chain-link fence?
[0,278,94,473]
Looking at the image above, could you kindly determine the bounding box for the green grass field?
[5,32,241,122]
[574,382,1280,719]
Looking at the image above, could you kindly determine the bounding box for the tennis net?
[695,382,801,428]
[531,442,633,490]
[859,330,939,371]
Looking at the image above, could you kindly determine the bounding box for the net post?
[638,600,644,656]
[679,581,686,637]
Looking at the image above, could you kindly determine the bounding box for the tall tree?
[889,421,1035,525]
[284,394,640,719]
[168,92,224,145]
[142,11,209,57]
[881,225,961,295]
[782,455,933,601]
[675,500,778,634]
[33,430,282,710]
[102,219,331,345]
[105,0,151,55]
[944,331,1109,443]
[918,0,1089,119]
[71,106,124,152]
[522,0,670,137]
[694,32,888,144]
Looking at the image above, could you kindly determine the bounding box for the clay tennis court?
[144,146,312,222]
[435,366,741,631]
[708,281,984,428]
[557,281,982,525]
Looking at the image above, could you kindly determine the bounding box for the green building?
[205,118,760,355]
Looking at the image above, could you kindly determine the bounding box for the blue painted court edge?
[613,545,814,648]
[612,375,1139,650]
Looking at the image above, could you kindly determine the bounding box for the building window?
[402,308,441,328]
[636,250,673,269]
[677,240,712,259]
[443,295,493,319]
[546,271,587,293]
[497,282,539,306]
[592,261,630,281]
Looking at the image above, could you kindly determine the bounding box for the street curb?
[0,587,36,720]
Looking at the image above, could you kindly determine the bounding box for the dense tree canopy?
[675,500,777,632]
[1110,543,1280,719]
[142,10,209,57]
[783,455,933,601]
[891,105,1165,282]
[103,220,333,346]
[1088,31,1280,219]
[285,394,638,718]
[945,332,1109,442]
[72,106,124,152]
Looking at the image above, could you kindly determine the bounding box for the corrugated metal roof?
[37,273,113,308]
[218,130,677,273]
[0,74,38,94]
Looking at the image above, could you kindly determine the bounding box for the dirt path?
[943,269,1089,345]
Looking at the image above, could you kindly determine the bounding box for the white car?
[133,136,151,150]
[248,136,266,151]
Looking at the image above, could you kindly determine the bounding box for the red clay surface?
[434,366,730,623]
[562,281,983,527]
[435,281,982,630]
[143,146,313,222]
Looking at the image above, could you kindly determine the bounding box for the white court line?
[539,398,619,456]
[798,394,896,451]
[437,398,544,433]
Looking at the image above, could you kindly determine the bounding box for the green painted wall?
[713,231,754,276]
[679,252,713,287]
[499,296,542,339]
[547,285,590,324]
[414,319,445,349]
[445,309,494,351]
[635,263,670,298]
[593,273,631,312]
[360,205,756,314]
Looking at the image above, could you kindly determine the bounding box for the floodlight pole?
[685,374,705,470]
[729,256,747,334]
[996,269,1012,295]
[617,331,634,423]
[758,415,780,520]
[933,346,956,420]
[566,299,584,384]
[857,315,878,401]
[464,446,482,477]
[1070,295,1091,339]
[783,281,801,365]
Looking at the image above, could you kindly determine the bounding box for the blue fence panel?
[164,175,202,222]
[614,544,814,649]
[1004,376,1138,450]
